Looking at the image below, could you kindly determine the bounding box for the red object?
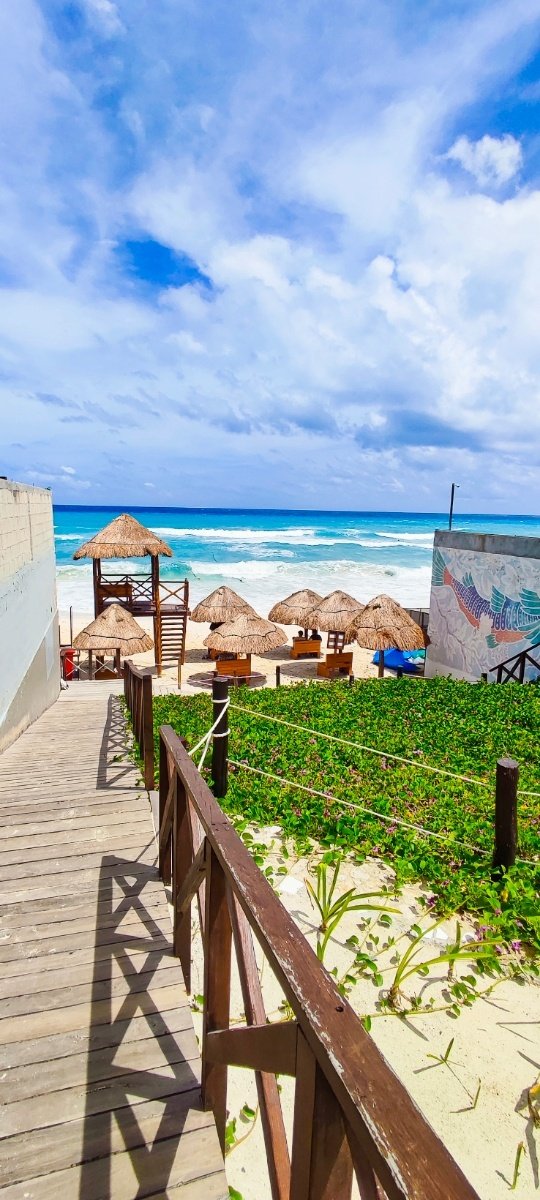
[62,648,75,680]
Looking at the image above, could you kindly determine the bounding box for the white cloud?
[445,134,522,187]
[61,465,76,475]
[82,0,123,35]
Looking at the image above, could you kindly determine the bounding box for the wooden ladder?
[159,606,188,667]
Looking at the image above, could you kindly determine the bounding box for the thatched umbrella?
[268,589,323,636]
[204,612,287,657]
[73,513,173,560]
[191,586,255,625]
[73,603,153,677]
[305,590,363,636]
[346,594,426,677]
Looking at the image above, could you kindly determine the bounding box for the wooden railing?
[124,660,154,789]
[158,724,480,1200]
[494,641,540,683]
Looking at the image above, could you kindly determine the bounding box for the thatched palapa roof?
[345,594,426,651]
[191,586,255,624]
[204,612,287,655]
[268,589,323,626]
[305,590,363,633]
[73,513,173,560]
[73,604,154,654]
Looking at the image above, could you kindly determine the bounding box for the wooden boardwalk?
[0,687,228,1200]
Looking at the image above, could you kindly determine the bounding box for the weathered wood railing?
[158,724,480,1200]
[124,659,154,789]
[494,641,540,683]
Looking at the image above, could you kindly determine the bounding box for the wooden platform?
[0,687,228,1199]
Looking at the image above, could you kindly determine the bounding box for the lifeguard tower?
[73,513,189,675]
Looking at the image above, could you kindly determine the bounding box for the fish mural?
[432,549,540,649]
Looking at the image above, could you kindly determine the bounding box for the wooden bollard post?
[275,665,281,688]
[348,673,354,686]
[492,758,519,873]
[211,676,229,798]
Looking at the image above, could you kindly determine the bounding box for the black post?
[378,649,385,679]
[275,665,281,688]
[211,676,229,798]
[492,758,519,873]
[348,673,354,686]
[396,668,403,679]
[448,482,459,531]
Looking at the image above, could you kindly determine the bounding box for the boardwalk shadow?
[97,695,140,791]
[79,856,202,1199]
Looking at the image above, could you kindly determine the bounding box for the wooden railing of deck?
[124,660,155,789]
[158,724,481,1200]
[494,641,540,683]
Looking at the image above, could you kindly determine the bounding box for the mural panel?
[425,536,540,681]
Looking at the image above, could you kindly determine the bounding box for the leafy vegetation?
[153,677,540,950]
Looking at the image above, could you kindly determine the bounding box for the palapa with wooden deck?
[0,686,228,1199]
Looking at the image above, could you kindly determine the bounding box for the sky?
[2,1,540,513]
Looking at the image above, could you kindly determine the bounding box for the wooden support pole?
[378,650,385,679]
[290,1032,353,1200]
[211,676,229,798]
[492,757,519,873]
[201,845,232,1151]
[142,671,154,789]
[159,739,172,885]
[276,664,281,688]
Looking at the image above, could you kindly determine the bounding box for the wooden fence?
[124,659,155,789]
[158,722,481,1200]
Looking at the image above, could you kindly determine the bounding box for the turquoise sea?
[53,507,540,615]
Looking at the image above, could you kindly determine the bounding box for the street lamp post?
[448,482,459,530]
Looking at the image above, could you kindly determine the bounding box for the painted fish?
[432,549,540,648]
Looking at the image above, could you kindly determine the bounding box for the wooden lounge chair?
[290,635,321,660]
[317,651,353,678]
[215,654,252,678]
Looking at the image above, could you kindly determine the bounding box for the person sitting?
[311,629,322,641]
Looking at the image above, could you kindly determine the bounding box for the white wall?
[425,531,540,681]
[0,480,60,751]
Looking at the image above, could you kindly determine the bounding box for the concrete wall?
[425,530,540,681]
[0,480,60,752]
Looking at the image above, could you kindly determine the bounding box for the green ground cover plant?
[152,677,540,951]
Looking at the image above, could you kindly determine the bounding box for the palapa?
[191,585,255,624]
[73,513,173,560]
[73,604,154,654]
[204,612,287,655]
[345,593,426,677]
[305,590,363,633]
[268,589,323,627]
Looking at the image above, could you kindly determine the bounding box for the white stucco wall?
[0,480,60,751]
[425,531,540,682]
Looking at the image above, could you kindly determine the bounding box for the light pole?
[448,482,459,530]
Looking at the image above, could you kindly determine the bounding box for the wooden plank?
[0,1005,193,1071]
[0,963,183,1021]
[0,1091,215,1186]
[0,914,172,965]
[206,1021,297,1075]
[2,1025,199,1103]
[0,939,174,997]
[201,846,232,1151]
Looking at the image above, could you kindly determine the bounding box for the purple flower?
[426,894,437,908]
[511,940,522,952]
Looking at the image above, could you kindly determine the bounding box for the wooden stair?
[159,606,189,667]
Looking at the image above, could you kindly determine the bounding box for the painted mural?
[425,543,540,681]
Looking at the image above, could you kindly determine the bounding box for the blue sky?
[2,0,540,512]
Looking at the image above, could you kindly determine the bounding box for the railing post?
[159,734,172,884]
[142,672,154,790]
[211,676,229,798]
[290,1031,353,1200]
[276,664,281,688]
[492,757,519,873]
[201,844,232,1151]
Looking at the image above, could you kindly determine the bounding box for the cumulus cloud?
[445,133,522,187]
[1,0,540,509]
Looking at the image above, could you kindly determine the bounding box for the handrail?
[124,660,154,789]
[494,640,540,683]
[158,723,480,1200]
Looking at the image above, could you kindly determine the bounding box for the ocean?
[53,507,540,616]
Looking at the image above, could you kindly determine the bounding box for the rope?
[229,759,537,864]
[189,697,230,771]
[228,704,540,798]
[229,759,490,854]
